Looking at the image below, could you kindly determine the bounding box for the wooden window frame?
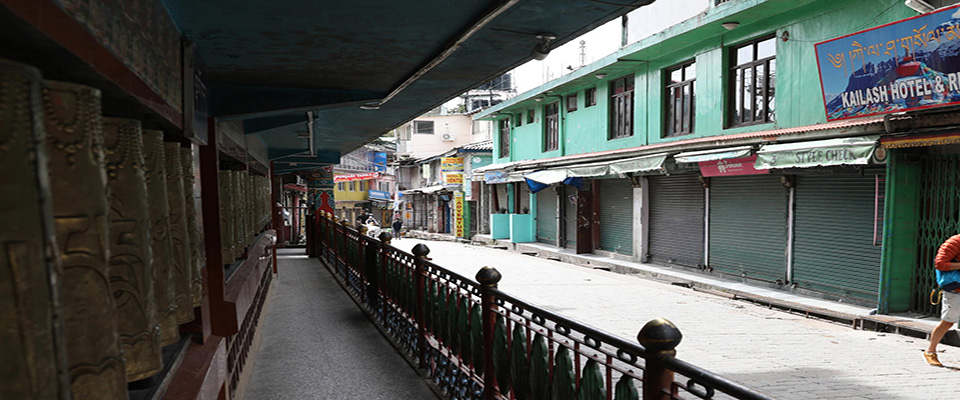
[729,35,776,127]
[566,94,578,112]
[516,112,523,126]
[544,102,559,152]
[585,87,597,107]
[608,75,634,140]
[665,60,696,137]
[499,118,510,158]
[527,109,535,124]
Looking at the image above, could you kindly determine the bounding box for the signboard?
[334,172,380,182]
[699,155,770,177]
[816,5,960,121]
[484,170,509,184]
[373,152,387,172]
[454,191,465,238]
[368,189,391,200]
[442,157,465,189]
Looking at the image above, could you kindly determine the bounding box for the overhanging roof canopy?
[674,146,753,163]
[754,136,879,170]
[160,0,656,173]
[522,153,668,184]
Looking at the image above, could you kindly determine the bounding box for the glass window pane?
[625,75,634,91]
[757,37,776,59]
[734,69,742,124]
[684,63,696,80]
[670,68,682,83]
[682,84,691,133]
[743,67,753,123]
[767,59,776,122]
[690,81,696,132]
[736,45,753,65]
[755,64,765,122]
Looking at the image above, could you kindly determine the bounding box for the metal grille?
[709,175,787,282]
[914,154,960,315]
[536,187,558,245]
[648,174,705,267]
[599,179,634,255]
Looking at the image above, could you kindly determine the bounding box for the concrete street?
[395,238,960,400]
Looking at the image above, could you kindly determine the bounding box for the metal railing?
[314,214,774,400]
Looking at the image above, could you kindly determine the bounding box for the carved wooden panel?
[43,80,125,399]
[141,129,178,345]
[101,117,162,381]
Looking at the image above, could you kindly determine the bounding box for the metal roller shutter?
[536,187,558,246]
[792,173,884,302]
[599,179,633,255]
[648,174,704,267]
[709,175,787,282]
[563,186,577,249]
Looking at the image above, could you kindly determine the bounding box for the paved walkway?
[244,249,438,400]
[392,237,960,400]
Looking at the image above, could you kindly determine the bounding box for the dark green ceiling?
[161,0,655,173]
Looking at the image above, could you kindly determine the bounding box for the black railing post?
[306,212,315,257]
[412,243,431,368]
[476,266,502,400]
[638,318,682,400]
[377,232,392,321]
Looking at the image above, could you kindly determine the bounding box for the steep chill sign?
[816,5,960,121]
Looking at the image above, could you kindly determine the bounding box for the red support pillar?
[476,267,502,400]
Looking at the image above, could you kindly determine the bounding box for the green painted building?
[475,0,960,315]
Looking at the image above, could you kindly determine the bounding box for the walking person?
[392,215,403,240]
[925,233,960,366]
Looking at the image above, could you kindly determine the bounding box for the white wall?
[397,114,475,159]
[625,0,709,45]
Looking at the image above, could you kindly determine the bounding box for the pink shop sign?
[699,155,769,177]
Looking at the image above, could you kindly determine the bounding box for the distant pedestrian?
[925,233,960,367]
[392,217,403,240]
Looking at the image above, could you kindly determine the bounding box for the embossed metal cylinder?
[0,60,69,400]
[105,121,161,355]
[180,148,203,307]
[142,129,179,345]
[164,142,194,323]
[101,117,162,381]
[219,170,235,263]
[42,80,126,399]
[232,170,245,257]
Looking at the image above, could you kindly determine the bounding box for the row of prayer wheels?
[219,171,271,263]
[0,60,205,399]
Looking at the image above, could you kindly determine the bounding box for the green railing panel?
[614,375,639,400]
[457,299,471,366]
[509,324,529,400]
[427,281,437,335]
[528,334,551,400]
[448,295,460,356]
[470,304,483,375]
[578,359,605,400]
[437,285,448,344]
[553,346,576,400]
[493,315,511,393]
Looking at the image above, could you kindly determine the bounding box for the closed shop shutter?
[792,173,884,302]
[648,174,704,267]
[709,175,787,282]
[536,187,558,246]
[599,179,634,255]
[563,186,577,249]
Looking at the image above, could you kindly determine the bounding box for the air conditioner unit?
[441,132,455,141]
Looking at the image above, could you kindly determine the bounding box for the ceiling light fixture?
[531,33,557,61]
[721,21,739,30]
[905,0,935,13]
[595,73,607,79]
[359,103,381,110]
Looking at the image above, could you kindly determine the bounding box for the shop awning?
[754,136,880,170]
[609,153,669,173]
[401,184,447,194]
[674,146,753,163]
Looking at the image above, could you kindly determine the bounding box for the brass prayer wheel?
[219,170,235,263]
[232,170,245,258]
[142,129,179,345]
[164,142,194,324]
[43,80,126,399]
[0,60,69,400]
[101,117,162,381]
[180,148,203,307]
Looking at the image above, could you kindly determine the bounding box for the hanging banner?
[816,4,960,121]
[334,171,380,182]
[699,155,770,177]
[454,191,465,238]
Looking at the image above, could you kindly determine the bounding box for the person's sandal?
[924,351,943,367]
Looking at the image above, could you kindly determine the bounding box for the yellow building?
[334,173,376,223]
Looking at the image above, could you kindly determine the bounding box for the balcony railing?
[312,214,773,400]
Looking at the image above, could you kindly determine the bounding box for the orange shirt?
[935,234,960,272]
